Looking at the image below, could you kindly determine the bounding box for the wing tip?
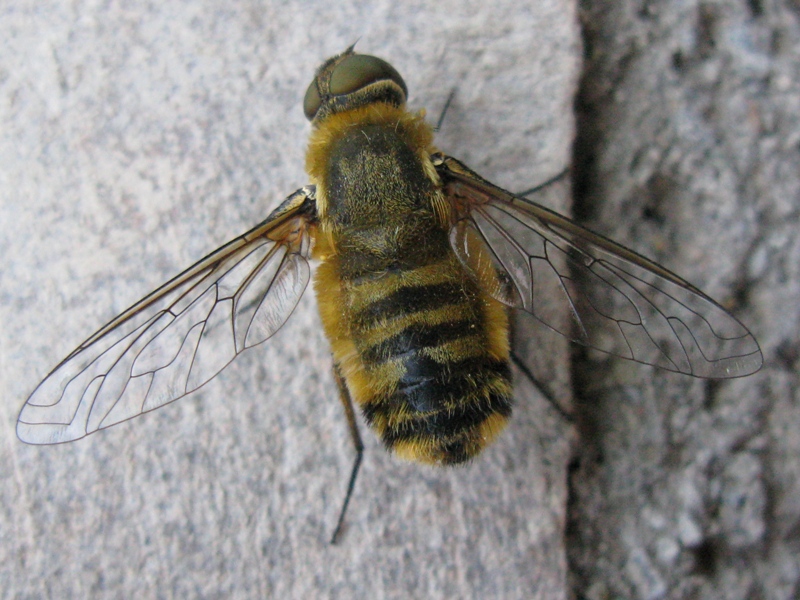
[16,419,87,445]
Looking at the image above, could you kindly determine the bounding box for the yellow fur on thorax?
[305,102,449,246]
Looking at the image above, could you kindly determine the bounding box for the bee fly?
[18,48,763,542]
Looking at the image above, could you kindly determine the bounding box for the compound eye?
[303,80,322,120]
[329,54,407,98]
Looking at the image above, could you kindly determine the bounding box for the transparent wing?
[18,187,317,445]
[436,155,762,378]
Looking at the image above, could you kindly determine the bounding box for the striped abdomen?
[315,217,514,465]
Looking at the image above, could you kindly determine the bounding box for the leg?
[510,351,574,423]
[330,364,364,545]
[434,89,457,132]
[515,168,571,198]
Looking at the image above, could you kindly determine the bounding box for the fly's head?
[303,48,408,125]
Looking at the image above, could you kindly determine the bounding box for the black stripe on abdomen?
[396,355,511,412]
[361,356,512,430]
[361,319,472,365]
[353,281,466,328]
